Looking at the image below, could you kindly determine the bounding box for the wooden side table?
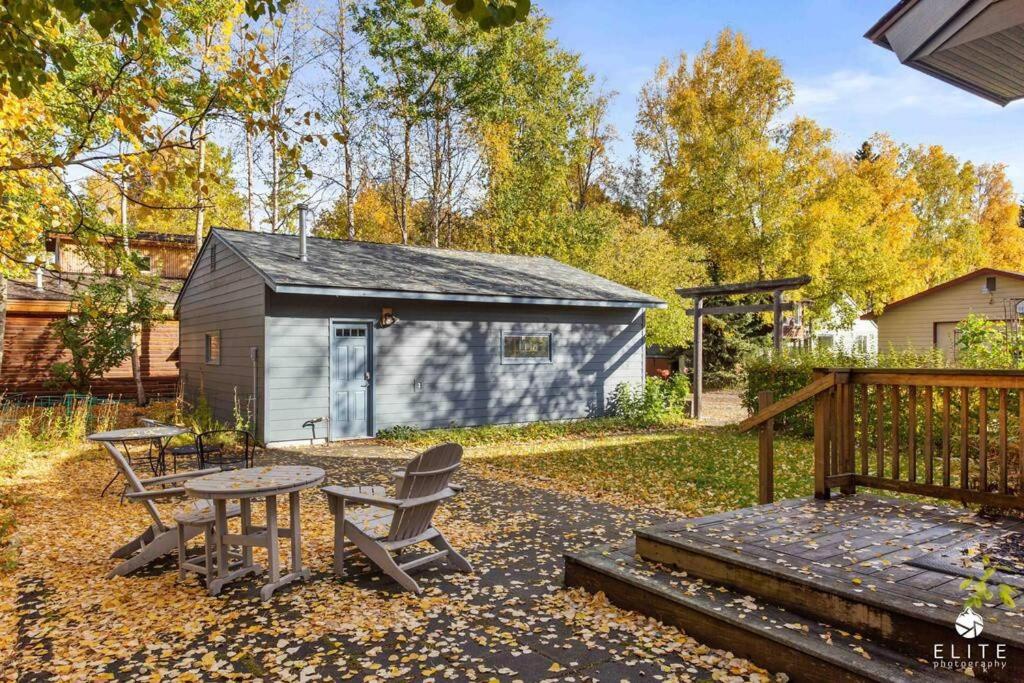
[184,465,326,600]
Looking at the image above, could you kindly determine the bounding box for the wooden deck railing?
[740,368,1024,509]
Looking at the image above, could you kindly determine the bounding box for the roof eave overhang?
[272,283,667,309]
[866,0,1018,106]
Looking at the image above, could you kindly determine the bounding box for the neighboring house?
[813,317,878,355]
[175,228,664,444]
[811,297,879,355]
[1,231,195,397]
[863,268,1024,360]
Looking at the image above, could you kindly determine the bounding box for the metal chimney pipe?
[35,266,43,290]
[297,203,309,262]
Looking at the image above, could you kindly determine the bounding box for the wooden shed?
[174,228,665,444]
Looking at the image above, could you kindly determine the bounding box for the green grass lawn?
[463,426,815,516]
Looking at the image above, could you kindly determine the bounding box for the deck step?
[565,543,963,683]
[635,523,1024,681]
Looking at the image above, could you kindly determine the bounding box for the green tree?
[470,14,601,258]
[50,276,164,393]
[635,29,835,283]
[585,215,704,348]
[356,0,478,245]
[413,0,531,30]
[905,144,982,286]
[805,133,919,321]
[85,143,246,234]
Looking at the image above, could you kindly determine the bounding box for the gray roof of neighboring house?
[205,228,666,309]
[8,271,182,305]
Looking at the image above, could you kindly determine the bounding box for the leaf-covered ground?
[467,426,815,516]
[2,436,782,681]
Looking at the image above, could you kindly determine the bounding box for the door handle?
[362,370,371,387]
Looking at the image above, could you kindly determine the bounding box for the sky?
[541,0,1024,189]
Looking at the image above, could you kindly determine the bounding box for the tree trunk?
[271,129,280,233]
[430,120,442,248]
[400,121,411,245]
[338,0,356,240]
[0,274,6,379]
[443,114,454,247]
[245,126,256,231]
[195,118,207,248]
[122,182,146,406]
[345,151,356,240]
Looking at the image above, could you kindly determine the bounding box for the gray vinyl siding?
[178,237,266,439]
[262,293,645,442]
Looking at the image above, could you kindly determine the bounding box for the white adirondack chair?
[322,442,473,594]
[99,441,239,578]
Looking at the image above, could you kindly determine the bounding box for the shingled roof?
[9,271,182,305]
[200,228,665,309]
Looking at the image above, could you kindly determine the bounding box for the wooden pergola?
[677,275,811,419]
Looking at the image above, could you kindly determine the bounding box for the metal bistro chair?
[137,418,214,474]
[196,430,263,470]
[100,419,176,497]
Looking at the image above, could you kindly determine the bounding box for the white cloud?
[788,64,1024,190]
[791,67,993,118]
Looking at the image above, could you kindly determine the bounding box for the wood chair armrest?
[398,487,457,509]
[390,471,463,493]
[322,485,402,510]
[126,487,188,501]
[139,467,221,486]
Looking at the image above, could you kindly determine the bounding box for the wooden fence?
[739,368,1024,509]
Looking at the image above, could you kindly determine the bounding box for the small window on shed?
[205,331,221,365]
[501,332,552,364]
[986,276,997,292]
[210,243,218,271]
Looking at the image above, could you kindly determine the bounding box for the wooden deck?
[566,494,1024,682]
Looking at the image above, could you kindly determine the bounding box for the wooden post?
[772,289,784,351]
[758,390,774,504]
[692,296,703,420]
[837,371,856,494]
[813,371,832,500]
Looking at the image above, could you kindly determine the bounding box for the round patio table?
[184,465,325,600]
[88,425,190,495]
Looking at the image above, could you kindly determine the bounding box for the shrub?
[376,424,419,441]
[611,375,690,426]
[955,314,1024,369]
[741,346,947,436]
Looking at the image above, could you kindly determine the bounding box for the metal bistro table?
[90,425,190,497]
[184,465,325,600]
